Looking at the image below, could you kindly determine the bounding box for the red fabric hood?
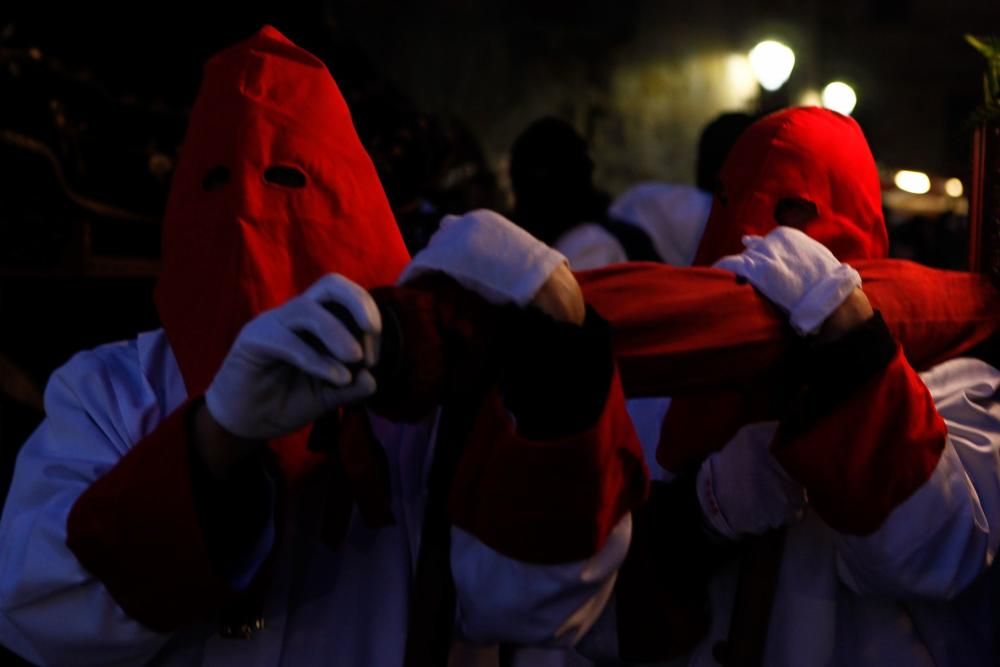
[693,107,887,266]
[661,108,889,475]
[155,26,410,396]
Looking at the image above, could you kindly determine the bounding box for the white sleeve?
[0,345,170,666]
[834,359,1000,600]
[451,514,630,646]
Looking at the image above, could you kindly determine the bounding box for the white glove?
[205,274,380,439]
[713,226,861,335]
[399,209,568,306]
[696,423,806,540]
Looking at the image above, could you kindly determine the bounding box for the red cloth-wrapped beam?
[579,259,1000,397]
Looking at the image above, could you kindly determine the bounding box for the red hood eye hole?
[773,197,819,227]
[202,165,230,192]
[264,165,307,188]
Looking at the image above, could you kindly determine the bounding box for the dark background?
[5,1,998,178]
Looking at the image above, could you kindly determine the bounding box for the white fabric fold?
[608,182,711,266]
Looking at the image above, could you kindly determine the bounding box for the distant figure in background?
[607,112,756,268]
[695,111,757,196]
[509,116,659,269]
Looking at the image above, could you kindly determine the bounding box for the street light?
[821,81,857,116]
[894,170,931,195]
[748,40,796,91]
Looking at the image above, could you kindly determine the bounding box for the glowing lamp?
[945,178,964,198]
[821,81,857,116]
[894,170,931,195]
[749,40,796,92]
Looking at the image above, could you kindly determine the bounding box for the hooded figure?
[0,27,648,667]
[614,108,1000,665]
[154,25,410,398]
[650,108,894,472]
[693,107,887,266]
[694,111,758,196]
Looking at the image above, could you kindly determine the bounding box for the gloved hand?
[696,422,806,540]
[400,209,583,322]
[713,226,861,335]
[205,274,380,440]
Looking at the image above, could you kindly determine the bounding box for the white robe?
[0,329,629,666]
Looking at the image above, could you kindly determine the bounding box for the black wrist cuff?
[784,311,897,434]
[501,305,614,440]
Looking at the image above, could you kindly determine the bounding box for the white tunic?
[0,330,628,666]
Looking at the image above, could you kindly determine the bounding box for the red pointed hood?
[693,107,887,266]
[155,26,410,395]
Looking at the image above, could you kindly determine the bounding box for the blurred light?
[724,54,759,102]
[821,81,857,116]
[945,178,964,198]
[894,170,931,195]
[797,89,823,106]
[748,40,796,91]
